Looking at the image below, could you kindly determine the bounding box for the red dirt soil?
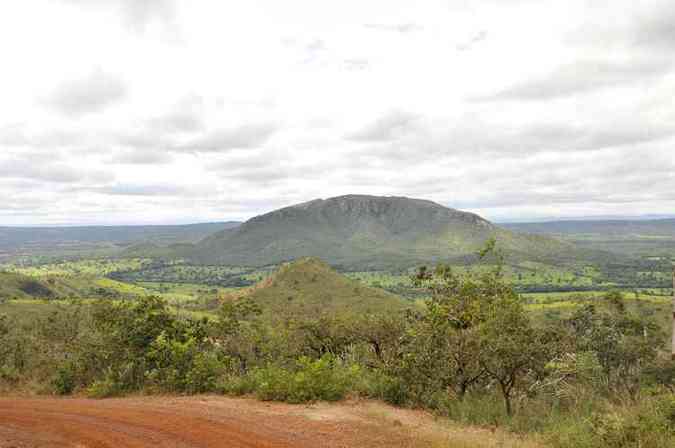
[0,396,437,448]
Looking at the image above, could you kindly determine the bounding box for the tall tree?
[479,294,547,415]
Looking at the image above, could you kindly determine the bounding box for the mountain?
[190,195,584,269]
[225,257,410,316]
[0,222,241,261]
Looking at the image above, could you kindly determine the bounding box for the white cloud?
[0,0,674,225]
[44,69,127,117]
[62,0,177,33]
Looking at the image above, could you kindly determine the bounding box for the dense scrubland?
[1,245,674,448]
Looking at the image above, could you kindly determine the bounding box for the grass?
[1,261,224,307]
[356,400,544,448]
[94,278,153,296]
[3,258,148,277]
[136,281,236,301]
[523,289,671,306]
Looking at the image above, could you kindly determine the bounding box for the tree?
[86,296,184,391]
[214,298,261,338]
[351,313,406,368]
[294,315,355,359]
[565,293,662,400]
[406,239,520,402]
[211,298,263,372]
[479,294,547,416]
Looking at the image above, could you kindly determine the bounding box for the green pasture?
[3,258,148,277]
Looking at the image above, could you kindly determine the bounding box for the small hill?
[229,258,410,317]
[191,195,586,269]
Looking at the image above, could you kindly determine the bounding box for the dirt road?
[0,396,539,448]
[0,396,424,448]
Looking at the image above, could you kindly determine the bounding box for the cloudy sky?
[1,0,674,225]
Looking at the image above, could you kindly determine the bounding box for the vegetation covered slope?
[229,257,410,316]
[0,272,58,300]
[119,242,197,259]
[191,195,588,269]
[0,271,148,301]
[504,219,675,257]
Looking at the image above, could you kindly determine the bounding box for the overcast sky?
[1,0,674,225]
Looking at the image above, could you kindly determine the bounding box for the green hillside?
[190,195,593,269]
[119,242,197,259]
[0,272,57,300]
[231,257,410,317]
[0,271,150,301]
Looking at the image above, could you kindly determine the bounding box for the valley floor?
[0,396,540,448]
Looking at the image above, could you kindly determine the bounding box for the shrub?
[244,354,360,403]
[86,371,125,398]
[290,356,357,402]
[218,374,258,396]
[546,394,675,448]
[250,363,294,401]
[145,332,223,393]
[0,365,20,384]
[185,351,223,394]
[52,363,77,395]
[356,370,408,406]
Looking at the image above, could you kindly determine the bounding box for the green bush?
[86,372,124,398]
[145,332,223,393]
[0,365,20,384]
[250,363,294,401]
[52,363,77,395]
[185,351,223,393]
[355,370,408,406]
[218,374,258,396]
[245,355,360,403]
